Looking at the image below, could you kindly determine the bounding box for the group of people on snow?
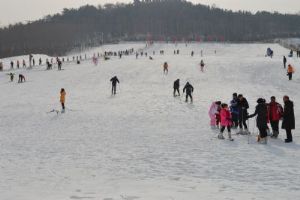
[209,94,295,144]
[173,79,194,103]
[7,73,26,83]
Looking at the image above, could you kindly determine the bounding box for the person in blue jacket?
[230,93,239,129]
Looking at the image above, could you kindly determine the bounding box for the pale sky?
[0,0,299,26]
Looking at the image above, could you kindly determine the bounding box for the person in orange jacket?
[60,88,66,112]
[287,64,295,80]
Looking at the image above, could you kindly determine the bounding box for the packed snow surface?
[0,42,299,200]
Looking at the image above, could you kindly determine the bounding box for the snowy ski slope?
[0,42,299,200]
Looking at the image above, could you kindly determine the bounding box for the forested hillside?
[1,0,300,58]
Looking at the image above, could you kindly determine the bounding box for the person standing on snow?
[200,60,205,72]
[282,96,295,143]
[268,96,283,138]
[9,73,14,82]
[10,61,14,69]
[218,103,234,141]
[248,98,269,144]
[163,62,169,75]
[230,93,239,129]
[287,64,294,80]
[283,56,287,69]
[237,94,249,134]
[22,60,26,68]
[60,88,66,113]
[209,101,222,129]
[173,79,180,97]
[183,82,194,103]
[110,76,120,95]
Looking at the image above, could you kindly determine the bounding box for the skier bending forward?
[183,82,194,103]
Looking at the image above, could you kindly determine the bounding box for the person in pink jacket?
[208,101,221,129]
[218,103,234,141]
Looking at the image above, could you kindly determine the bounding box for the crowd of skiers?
[209,94,295,144]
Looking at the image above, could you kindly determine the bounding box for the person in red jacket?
[268,96,283,138]
[218,103,234,141]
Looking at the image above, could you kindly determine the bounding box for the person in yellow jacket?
[60,88,66,112]
[287,64,295,80]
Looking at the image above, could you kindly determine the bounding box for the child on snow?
[208,101,221,129]
[60,88,66,112]
[218,103,233,141]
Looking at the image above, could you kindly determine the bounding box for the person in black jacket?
[110,76,120,95]
[173,79,180,97]
[282,96,295,143]
[237,94,249,134]
[183,82,194,103]
[283,56,287,68]
[248,98,269,144]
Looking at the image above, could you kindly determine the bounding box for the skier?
[163,62,169,75]
[17,60,20,68]
[218,103,234,141]
[200,60,205,72]
[22,60,26,68]
[183,82,194,103]
[230,93,239,129]
[237,94,249,134]
[60,88,66,113]
[173,79,180,97]
[283,56,287,69]
[191,51,194,57]
[9,73,14,82]
[10,61,14,69]
[18,74,25,83]
[266,48,273,58]
[57,59,62,70]
[29,54,33,67]
[282,96,295,143]
[268,96,283,138]
[248,98,269,144]
[287,64,294,80]
[209,101,222,129]
[46,60,52,70]
[110,76,120,95]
